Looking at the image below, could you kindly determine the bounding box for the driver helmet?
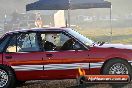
[45,34,58,45]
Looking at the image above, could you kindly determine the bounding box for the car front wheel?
[102,59,132,87]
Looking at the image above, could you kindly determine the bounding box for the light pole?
[67,0,71,27]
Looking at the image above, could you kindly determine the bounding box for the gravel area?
[16,79,132,88]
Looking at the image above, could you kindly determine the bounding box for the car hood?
[94,43,132,50]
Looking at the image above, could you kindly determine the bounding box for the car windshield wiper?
[92,41,105,46]
[98,41,105,46]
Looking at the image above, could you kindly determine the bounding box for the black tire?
[102,59,132,87]
[16,80,26,84]
[16,80,26,86]
[0,65,16,88]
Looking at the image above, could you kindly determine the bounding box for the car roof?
[6,27,71,34]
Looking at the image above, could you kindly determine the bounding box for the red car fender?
[105,53,129,62]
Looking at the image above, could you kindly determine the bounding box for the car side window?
[0,35,10,52]
[6,33,40,52]
[40,32,85,51]
[17,33,40,52]
[6,35,17,52]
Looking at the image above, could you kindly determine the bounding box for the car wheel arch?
[100,57,131,74]
[0,64,17,79]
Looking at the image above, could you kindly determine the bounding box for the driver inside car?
[61,38,75,50]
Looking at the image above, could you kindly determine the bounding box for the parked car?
[0,28,132,88]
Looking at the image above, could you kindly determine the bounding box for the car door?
[39,31,90,79]
[3,32,44,81]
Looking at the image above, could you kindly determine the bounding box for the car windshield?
[67,29,94,46]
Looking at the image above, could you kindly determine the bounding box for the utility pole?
[4,10,7,33]
[110,5,112,43]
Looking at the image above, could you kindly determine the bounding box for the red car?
[0,28,132,88]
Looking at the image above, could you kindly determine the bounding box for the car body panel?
[44,50,90,78]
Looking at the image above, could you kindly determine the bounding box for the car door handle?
[5,56,12,59]
[46,54,53,57]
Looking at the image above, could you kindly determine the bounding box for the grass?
[77,27,132,44]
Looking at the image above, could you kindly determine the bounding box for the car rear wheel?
[0,65,16,88]
[102,59,132,87]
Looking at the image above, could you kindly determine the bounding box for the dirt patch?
[16,79,132,88]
